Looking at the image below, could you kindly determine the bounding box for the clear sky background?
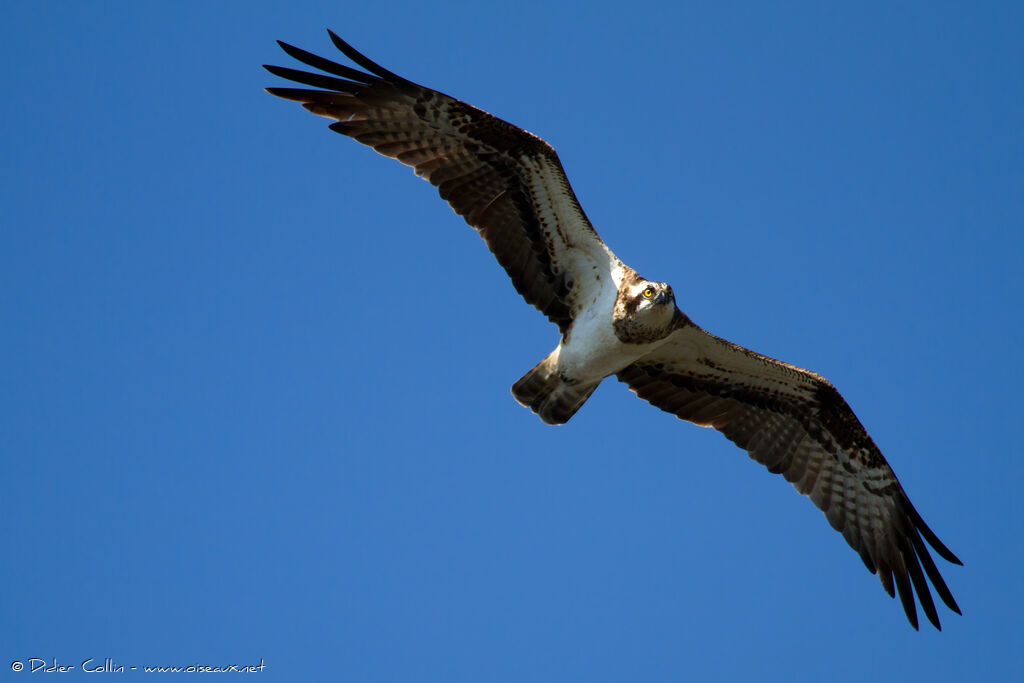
[3,1,1022,680]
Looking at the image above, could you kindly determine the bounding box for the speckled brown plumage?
[264,32,961,631]
[616,325,961,629]
[264,32,608,333]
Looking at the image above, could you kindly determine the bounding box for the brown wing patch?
[616,327,962,630]
[265,32,614,332]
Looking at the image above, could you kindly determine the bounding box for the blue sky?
[3,1,1022,680]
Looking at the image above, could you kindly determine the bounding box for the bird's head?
[613,276,687,343]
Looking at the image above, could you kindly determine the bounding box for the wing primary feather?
[275,40,381,84]
[266,87,325,101]
[857,547,876,573]
[262,64,364,93]
[892,559,920,630]
[878,561,896,598]
[903,541,941,630]
[326,29,417,88]
[909,530,962,615]
[907,502,963,565]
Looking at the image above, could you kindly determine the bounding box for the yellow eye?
[643,287,654,298]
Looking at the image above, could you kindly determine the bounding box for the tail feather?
[511,352,600,425]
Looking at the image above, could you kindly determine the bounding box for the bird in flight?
[264,30,961,630]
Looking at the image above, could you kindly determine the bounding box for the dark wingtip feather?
[265,87,328,103]
[893,566,920,630]
[908,502,963,566]
[910,530,962,615]
[905,547,941,630]
[880,568,896,598]
[263,63,301,80]
[325,29,416,87]
[263,64,364,93]
[858,548,876,574]
[276,39,380,84]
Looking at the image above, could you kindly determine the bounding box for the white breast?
[556,271,657,382]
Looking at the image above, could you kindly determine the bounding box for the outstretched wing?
[616,323,962,630]
[264,31,619,333]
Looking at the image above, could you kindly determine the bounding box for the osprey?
[264,31,962,630]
